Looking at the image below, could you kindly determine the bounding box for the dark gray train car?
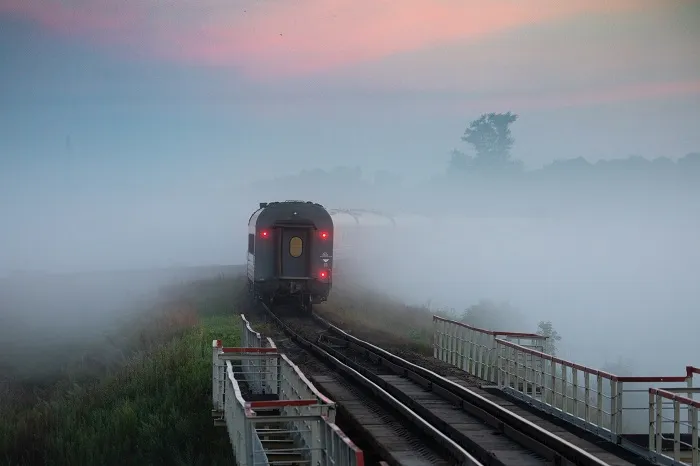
[246,200,334,311]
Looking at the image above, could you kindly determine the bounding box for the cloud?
[0,0,665,77]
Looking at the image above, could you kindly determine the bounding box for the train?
[246,202,435,311]
[247,201,334,312]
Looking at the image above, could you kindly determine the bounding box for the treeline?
[247,110,699,217]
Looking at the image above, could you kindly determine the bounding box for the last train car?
[246,200,334,312]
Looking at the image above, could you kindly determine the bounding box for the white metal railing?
[240,313,278,395]
[649,386,699,466]
[433,315,699,465]
[211,316,364,466]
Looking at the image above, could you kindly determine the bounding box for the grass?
[0,269,542,465]
[1,275,244,466]
[316,278,460,353]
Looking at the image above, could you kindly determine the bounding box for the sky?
[1,0,698,383]
[1,0,699,273]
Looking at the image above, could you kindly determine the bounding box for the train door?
[279,228,310,278]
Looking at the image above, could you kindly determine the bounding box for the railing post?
[572,368,579,418]
[551,360,558,410]
[495,342,502,388]
[214,343,226,412]
[689,370,694,435]
[433,317,438,359]
[320,420,329,466]
[673,399,681,461]
[311,417,322,466]
[584,373,591,424]
[614,380,623,440]
[655,392,663,454]
[212,340,220,411]
[691,405,698,466]
[648,391,655,453]
[561,365,569,414]
[488,335,498,383]
[596,376,603,428]
[458,325,465,371]
[244,415,254,466]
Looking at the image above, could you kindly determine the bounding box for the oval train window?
[289,236,303,257]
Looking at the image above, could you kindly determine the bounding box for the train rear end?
[249,201,334,313]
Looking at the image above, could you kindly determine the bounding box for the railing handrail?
[495,337,618,379]
[495,337,693,383]
[226,361,256,417]
[650,388,700,408]
[279,353,335,406]
[241,313,262,340]
[435,315,697,383]
[433,315,545,338]
[433,314,700,466]
[213,315,364,466]
[322,415,365,460]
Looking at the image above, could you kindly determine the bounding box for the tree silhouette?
[447,149,471,173]
[460,299,529,331]
[461,112,520,171]
[536,321,562,356]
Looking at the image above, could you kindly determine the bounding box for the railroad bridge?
[212,312,698,466]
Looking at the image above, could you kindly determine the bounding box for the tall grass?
[1,276,243,466]
[317,282,452,353]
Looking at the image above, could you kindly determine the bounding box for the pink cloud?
[0,0,667,77]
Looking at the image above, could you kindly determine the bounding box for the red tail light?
[260,230,270,238]
[319,270,329,280]
[319,231,329,240]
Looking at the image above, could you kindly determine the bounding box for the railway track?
[257,303,477,466]
[253,302,622,466]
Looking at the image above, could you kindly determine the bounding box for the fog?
[245,164,699,377]
[349,212,699,374]
[0,265,237,381]
[2,0,699,391]
[2,158,699,383]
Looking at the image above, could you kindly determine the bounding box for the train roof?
[248,200,331,227]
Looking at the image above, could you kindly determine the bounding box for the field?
[0,272,245,466]
[0,266,457,465]
[316,281,439,352]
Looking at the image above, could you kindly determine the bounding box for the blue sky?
[0,0,699,273]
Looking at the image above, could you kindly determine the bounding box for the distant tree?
[374,169,402,187]
[447,149,471,173]
[536,321,562,356]
[461,112,521,171]
[460,299,529,331]
[601,357,635,376]
[678,152,700,171]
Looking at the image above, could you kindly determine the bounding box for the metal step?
[255,424,309,464]
[257,428,293,441]
[226,366,311,465]
[260,439,297,450]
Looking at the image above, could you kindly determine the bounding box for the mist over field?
[2,154,699,383]
[2,0,699,391]
[241,155,699,375]
[0,265,238,382]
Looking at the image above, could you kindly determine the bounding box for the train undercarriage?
[248,279,321,314]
